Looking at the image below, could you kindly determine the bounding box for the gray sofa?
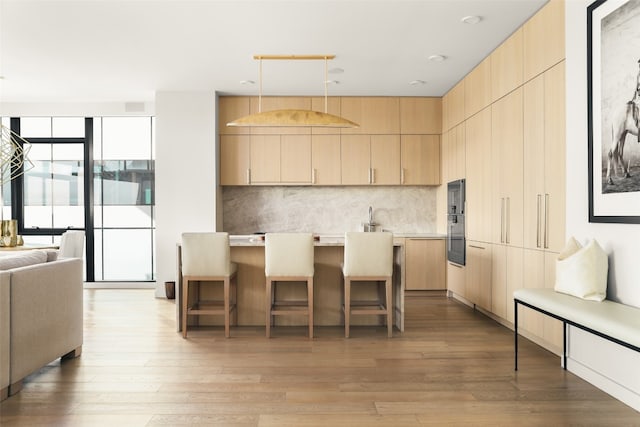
[0,252,83,400]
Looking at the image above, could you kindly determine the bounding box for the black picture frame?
[588,0,640,223]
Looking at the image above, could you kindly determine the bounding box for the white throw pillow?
[554,237,608,301]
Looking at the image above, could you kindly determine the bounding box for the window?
[9,117,155,282]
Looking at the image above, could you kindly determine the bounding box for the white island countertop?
[229,233,444,247]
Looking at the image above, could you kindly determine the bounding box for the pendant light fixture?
[227,55,359,128]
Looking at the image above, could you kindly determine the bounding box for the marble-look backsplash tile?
[222,186,437,234]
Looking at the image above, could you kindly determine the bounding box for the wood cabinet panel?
[491,88,523,246]
[371,135,400,185]
[447,80,466,129]
[280,135,311,183]
[465,107,492,242]
[250,135,280,183]
[466,241,492,311]
[220,135,250,185]
[311,135,341,185]
[491,28,524,102]
[399,97,442,134]
[401,135,440,185]
[340,97,400,134]
[465,56,492,119]
[495,244,523,322]
[311,97,342,135]
[523,0,565,81]
[219,97,251,135]
[405,239,446,290]
[446,123,466,181]
[447,261,466,297]
[341,135,370,185]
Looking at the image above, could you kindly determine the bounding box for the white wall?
[565,1,640,411]
[154,91,217,297]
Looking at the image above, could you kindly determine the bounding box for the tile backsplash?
[222,186,438,235]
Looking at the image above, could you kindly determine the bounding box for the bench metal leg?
[563,321,568,370]
[514,300,518,371]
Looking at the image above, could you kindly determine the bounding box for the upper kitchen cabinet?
[341,134,400,185]
[340,97,400,134]
[219,97,251,135]
[250,134,312,185]
[311,135,341,185]
[491,28,524,103]
[401,135,440,185]
[523,0,565,82]
[446,80,465,130]
[250,96,312,135]
[249,135,281,183]
[220,135,250,185]
[464,56,492,119]
[311,97,341,135]
[443,123,465,182]
[399,97,442,134]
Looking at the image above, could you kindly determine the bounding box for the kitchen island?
[176,234,444,334]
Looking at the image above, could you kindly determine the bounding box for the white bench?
[513,288,640,371]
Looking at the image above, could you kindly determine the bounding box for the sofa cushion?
[0,250,47,270]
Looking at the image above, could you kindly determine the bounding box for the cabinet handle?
[371,168,376,184]
[246,169,251,184]
[544,193,550,249]
[449,262,463,269]
[368,168,372,184]
[469,245,485,250]
[506,197,510,244]
[312,168,317,184]
[401,168,405,184]
[536,194,541,248]
[500,198,505,243]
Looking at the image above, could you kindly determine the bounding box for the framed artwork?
[588,0,640,223]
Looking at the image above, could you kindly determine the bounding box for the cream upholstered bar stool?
[58,230,85,259]
[342,231,394,338]
[181,232,237,338]
[265,233,314,338]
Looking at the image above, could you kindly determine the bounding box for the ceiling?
[0,0,548,104]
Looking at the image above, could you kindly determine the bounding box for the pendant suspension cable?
[258,58,263,113]
[324,57,328,113]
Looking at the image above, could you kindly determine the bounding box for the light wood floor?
[1,290,638,426]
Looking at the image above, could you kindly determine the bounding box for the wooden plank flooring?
[1,289,638,426]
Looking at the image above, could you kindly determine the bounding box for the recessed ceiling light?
[240,80,255,85]
[461,15,482,24]
[409,80,426,86]
[328,67,344,74]
[428,54,446,62]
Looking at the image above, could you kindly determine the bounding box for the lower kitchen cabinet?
[405,239,445,290]
[492,244,523,321]
[465,241,492,311]
[447,261,466,297]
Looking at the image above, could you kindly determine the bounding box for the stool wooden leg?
[182,278,189,338]
[308,278,314,339]
[266,278,272,338]
[344,278,351,338]
[385,278,392,338]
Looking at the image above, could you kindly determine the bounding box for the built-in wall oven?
[447,179,466,265]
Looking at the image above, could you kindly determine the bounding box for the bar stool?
[181,232,237,338]
[342,231,393,338]
[265,233,314,338]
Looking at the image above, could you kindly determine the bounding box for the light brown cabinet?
[399,97,442,134]
[464,107,492,242]
[523,0,565,82]
[340,97,400,134]
[490,28,523,103]
[492,244,523,321]
[491,88,523,247]
[250,135,281,183]
[400,135,440,185]
[523,62,565,252]
[311,135,341,185]
[249,96,312,135]
[447,261,466,298]
[446,80,465,130]
[220,135,251,185]
[465,241,492,311]
[405,239,445,290]
[219,97,251,135]
[464,56,492,119]
[249,135,312,184]
[443,123,465,182]
[341,135,400,185]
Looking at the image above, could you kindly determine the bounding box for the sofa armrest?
[9,258,83,384]
[0,272,10,399]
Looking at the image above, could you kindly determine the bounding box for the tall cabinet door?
[491,88,524,247]
[465,107,492,242]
